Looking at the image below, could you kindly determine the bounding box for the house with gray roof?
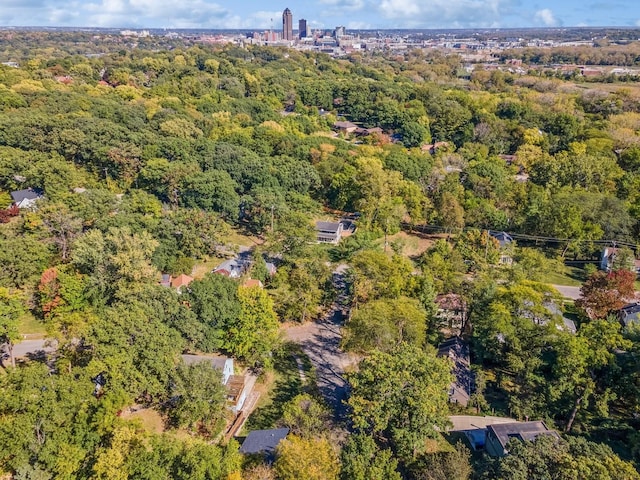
[486,421,560,457]
[316,221,343,244]
[619,303,640,328]
[239,428,289,457]
[10,188,43,209]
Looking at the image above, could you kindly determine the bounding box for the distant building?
[170,273,193,293]
[334,26,346,38]
[333,121,358,134]
[299,19,308,39]
[316,221,343,244]
[282,8,293,41]
[10,188,43,209]
[486,421,560,457]
[600,246,640,274]
[489,230,514,265]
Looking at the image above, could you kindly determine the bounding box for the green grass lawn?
[538,266,584,286]
[18,312,46,337]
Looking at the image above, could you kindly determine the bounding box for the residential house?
[437,337,475,407]
[214,251,252,278]
[600,246,640,274]
[435,293,468,335]
[10,188,43,209]
[485,421,560,457]
[421,141,449,155]
[239,428,289,458]
[181,354,234,385]
[618,303,640,328]
[316,221,343,244]
[170,274,193,293]
[180,354,255,413]
[489,230,514,265]
[160,273,172,288]
[333,121,358,134]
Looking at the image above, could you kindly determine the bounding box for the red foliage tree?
[0,205,19,223]
[575,269,636,319]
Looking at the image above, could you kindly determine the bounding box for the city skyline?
[1,1,640,30]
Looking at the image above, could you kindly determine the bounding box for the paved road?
[552,285,581,300]
[1,338,56,367]
[284,266,359,419]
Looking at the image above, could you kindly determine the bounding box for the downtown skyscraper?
[282,8,293,41]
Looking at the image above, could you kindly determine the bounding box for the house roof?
[239,428,290,455]
[10,188,43,203]
[171,274,193,289]
[316,221,341,233]
[489,230,513,247]
[487,421,559,450]
[436,293,467,311]
[619,303,640,326]
[333,121,358,130]
[181,354,231,372]
[243,278,264,289]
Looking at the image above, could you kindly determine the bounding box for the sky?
[1,0,640,30]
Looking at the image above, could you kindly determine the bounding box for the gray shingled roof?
[181,354,229,371]
[316,221,341,233]
[239,428,289,455]
[10,188,42,203]
[487,421,559,450]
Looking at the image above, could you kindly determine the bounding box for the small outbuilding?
[239,428,289,457]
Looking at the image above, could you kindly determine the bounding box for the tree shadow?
[245,344,309,430]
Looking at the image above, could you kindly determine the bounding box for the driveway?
[551,285,581,300]
[284,266,359,418]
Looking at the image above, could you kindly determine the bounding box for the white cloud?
[636,18,640,26]
[375,0,511,28]
[534,8,558,27]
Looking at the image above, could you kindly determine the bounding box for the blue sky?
[1,0,639,30]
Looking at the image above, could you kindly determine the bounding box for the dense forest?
[2,31,640,479]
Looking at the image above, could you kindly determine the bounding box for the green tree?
[280,394,331,438]
[0,287,25,368]
[224,285,280,366]
[340,433,402,480]
[183,274,241,352]
[169,361,226,434]
[343,297,427,354]
[346,344,452,460]
[274,435,340,480]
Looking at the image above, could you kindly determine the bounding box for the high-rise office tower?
[298,19,307,39]
[282,8,293,41]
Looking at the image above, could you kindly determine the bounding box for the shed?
[239,428,289,456]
